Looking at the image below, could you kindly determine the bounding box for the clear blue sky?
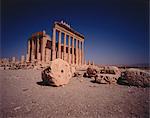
[1,0,149,65]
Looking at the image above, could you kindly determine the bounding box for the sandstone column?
[41,38,47,62]
[41,39,44,62]
[37,38,40,61]
[52,28,56,60]
[82,40,84,65]
[45,48,50,63]
[31,39,35,62]
[78,40,81,65]
[68,35,71,64]
[92,61,94,65]
[26,40,30,62]
[76,39,78,65]
[63,33,66,61]
[72,37,74,65]
[88,60,91,65]
[21,55,25,64]
[58,31,61,58]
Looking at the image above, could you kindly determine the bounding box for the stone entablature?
[54,22,84,39]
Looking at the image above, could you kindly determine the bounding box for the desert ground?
[0,69,149,118]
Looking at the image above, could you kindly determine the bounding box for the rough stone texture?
[86,65,100,77]
[74,71,83,77]
[70,66,76,76]
[95,66,121,84]
[95,74,120,84]
[120,68,150,87]
[100,66,121,75]
[42,59,72,86]
[45,48,51,63]
[85,66,121,84]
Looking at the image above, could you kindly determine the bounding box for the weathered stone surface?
[86,65,100,77]
[95,66,121,84]
[70,66,76,76]
[74,71,84,77]
[119,68,150,87]
[100,66,121,75]
[83,72,88,77]
[95,74,119,84]
[42,59,72,86]
[85,66,121,84]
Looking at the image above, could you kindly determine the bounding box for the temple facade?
[26,21,85,65]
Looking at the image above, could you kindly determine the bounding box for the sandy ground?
[0,69,149,118]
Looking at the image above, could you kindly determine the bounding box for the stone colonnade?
[52,23,85,65]
[26,22,85,66]
[26,31,51,63]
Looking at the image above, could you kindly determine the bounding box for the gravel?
[0,69,149,118]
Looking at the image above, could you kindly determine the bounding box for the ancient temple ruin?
[26,21,85,65]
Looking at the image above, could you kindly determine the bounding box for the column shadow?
[36,81,57,87]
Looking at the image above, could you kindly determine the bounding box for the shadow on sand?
[90,80,110,85]
[117,77,130,86]
[90,80,97,83]
[36,81,57,87]
[90,78,131,86]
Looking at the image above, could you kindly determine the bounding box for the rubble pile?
[85,65,121,84]
[1,57,149,87]
[0,59,48,70]
[118,68,150,87]
[74,71,84,77]
[86,65,100,78]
